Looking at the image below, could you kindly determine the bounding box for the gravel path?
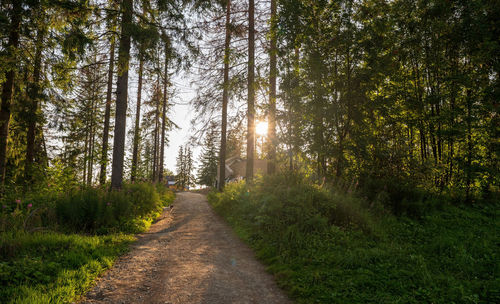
[81,192,291,304]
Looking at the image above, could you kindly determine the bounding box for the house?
[217,155,268,185]
[165,175,176,189]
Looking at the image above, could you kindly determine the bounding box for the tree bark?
[110,0,133,189]
[153,79,160,182]
[131,55,143,182]
[159,43,169,182]
[267,0,277,175]
[219,0,231,191]
[246,0,255,182]
[99,38,115,185]
[26,21,46,181]
[0,1,22,187]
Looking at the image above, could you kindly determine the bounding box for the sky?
[126,67,203,177]
[163,74,202,175]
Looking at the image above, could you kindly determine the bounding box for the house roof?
[217,156,267,181]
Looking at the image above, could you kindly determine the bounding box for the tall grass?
[0,232,134,303]
[0,182,175,304]
[209,174,499,303]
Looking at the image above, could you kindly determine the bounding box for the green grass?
[0,183,176,304]
[0,232,134,303]
[208,175,499,303]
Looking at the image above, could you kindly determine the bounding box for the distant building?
[217,155,268,185]
[165,175,176,189]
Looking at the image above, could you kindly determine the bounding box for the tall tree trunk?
[131,55,143,182]
[83,131,88,184]
[159,45,169,182]
[219,0,231,191]
[88,88,96,186]
[246,0,255,181]
[100,38,115,185]
[465,89,473,203]
[25,22,46,181]
[267,0,277,175]
[0,1,22,187]
[153,81,160,182]
[111,0,133,189]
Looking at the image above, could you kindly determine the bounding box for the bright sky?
[126,68,202,177]
[164,73,201,175]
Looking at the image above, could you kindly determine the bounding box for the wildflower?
[27,203,32,209]
[106,202,111,206]
[2,205,6,209]
[15,199,21,204]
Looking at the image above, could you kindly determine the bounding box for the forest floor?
[80,192,291,304]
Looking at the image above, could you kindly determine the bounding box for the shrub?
[211,174,375,248]
[209,174,499,304]
[55,183,173,234]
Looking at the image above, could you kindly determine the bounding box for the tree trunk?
[246,0,255,182]
[465,89,473,203]
[219,0,231,191]
[131,55,143,182]
[26,22,46,181]
[83,130,88,184]
[153,80,160,182]
[100,38,115,185]
[110,0,133,189]
[0,1,22,187]
[159,45,169,182]
[88,87,96,186]
[267,0,277,175]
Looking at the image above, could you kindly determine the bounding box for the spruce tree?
[198,122,219,187]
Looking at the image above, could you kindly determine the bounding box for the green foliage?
[277,0,500,203]
[55,182,173,234]
[0,182,175,303]
[0,231,134,304]
[176,146,195,189]
[209,176,499,303]
[197,121,219,187]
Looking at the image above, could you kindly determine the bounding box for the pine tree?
[175,146,185,189]
[110,0,133,189]
[198,122,219,187]
[246,0,255,181]
[63,48,106,185]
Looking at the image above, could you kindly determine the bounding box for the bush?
[0,182,175,303]
[209,174,499,303]
[358,174,448,218]
[55,183,173,234]
[211,174,375,253]
[1,182,174,234]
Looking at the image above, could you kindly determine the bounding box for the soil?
[80,192,292,304]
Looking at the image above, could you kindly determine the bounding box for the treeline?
[0,0,216,193]
[276,0,499,203]
[193,0,498,204]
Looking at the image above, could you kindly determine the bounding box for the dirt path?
[81,192,292,304]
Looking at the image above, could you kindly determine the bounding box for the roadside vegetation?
[209,174,499,304]
[0,178,174,304]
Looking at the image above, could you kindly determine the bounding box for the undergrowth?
[208,174,499,303]
[0,232,133,303]
[0,182,175,304]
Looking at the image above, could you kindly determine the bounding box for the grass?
[208,175,499,303]
[0,232,134,303]
[0,182,175,304]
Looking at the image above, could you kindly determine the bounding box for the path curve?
[81,192,291,304]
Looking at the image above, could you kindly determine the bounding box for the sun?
[256,121,268,136]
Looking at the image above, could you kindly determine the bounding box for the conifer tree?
[110,0,133,189]
[246,0,255,181]
[198,122,219,187]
